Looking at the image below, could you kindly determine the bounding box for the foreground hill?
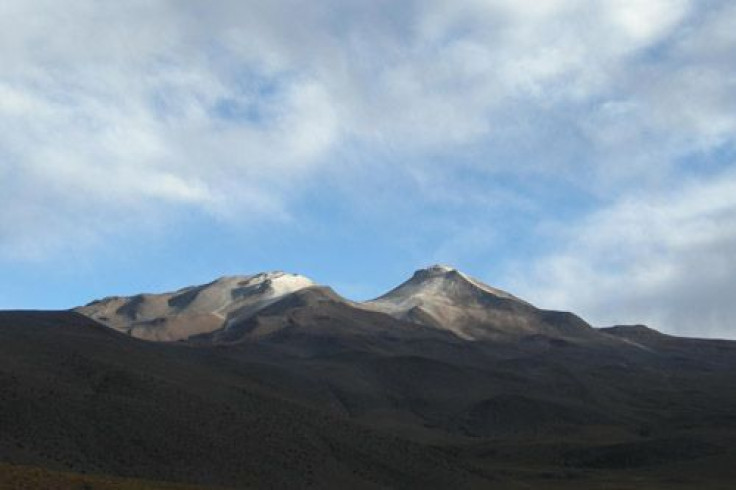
[3,267,736,488]
[0,311,489,489]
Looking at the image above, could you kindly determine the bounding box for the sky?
[1,0,735,338]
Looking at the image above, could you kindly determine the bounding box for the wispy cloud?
[510,169,736,338]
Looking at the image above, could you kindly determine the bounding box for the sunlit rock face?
[76,272,315,341]
[78,265,596,344]
[364,265,594,341]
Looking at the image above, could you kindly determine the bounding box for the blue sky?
[1,0,735,338]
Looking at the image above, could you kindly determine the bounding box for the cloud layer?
[511,170,736,338]
[1,1,735,336]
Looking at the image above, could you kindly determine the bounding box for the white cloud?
[511,170,736,338]
[606,0,691,44]
[0,1,349,256]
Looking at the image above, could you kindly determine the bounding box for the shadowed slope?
[0,311,493,489]
[203,286,465,355]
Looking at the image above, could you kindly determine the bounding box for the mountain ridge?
[77,265,599,344]
[77,271,316,341]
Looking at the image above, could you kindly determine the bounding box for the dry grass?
[0,462,228,490]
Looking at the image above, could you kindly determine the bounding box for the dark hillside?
[3,310,736,488]
[0,311,489,489]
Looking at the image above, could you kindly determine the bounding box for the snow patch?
[76,271,316,341]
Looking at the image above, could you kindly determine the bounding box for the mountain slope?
[200,285,465,354]
[0,310,492,489]
[76,265,605,345]
[76,272,315,341]
[364,265,595,341]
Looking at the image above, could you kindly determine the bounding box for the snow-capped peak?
[419,264,457,274]
[370,265,513,306]
[396,265,518,301]
[76,271,316,341]
[360,265,533,339]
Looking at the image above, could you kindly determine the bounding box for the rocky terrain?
[3,266,736,488]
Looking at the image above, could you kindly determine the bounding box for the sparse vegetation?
[0,462,225,489]
[2,310,736,489]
